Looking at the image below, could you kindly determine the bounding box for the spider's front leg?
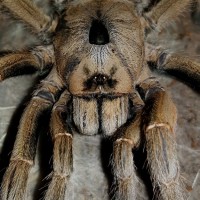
[138,78,186,200]
[45,90,73,200]
[0,72,63,200]
[111,94,144,200]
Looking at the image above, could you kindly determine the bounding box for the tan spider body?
[0,0,199,199]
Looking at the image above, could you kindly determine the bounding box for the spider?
[0,0,199,199]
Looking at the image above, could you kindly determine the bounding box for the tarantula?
[0,0,199,199]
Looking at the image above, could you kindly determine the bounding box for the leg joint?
[146,122,173,133]
[52,104,66,113]
[157,52,168,68]
[115,138,134,147]
[33,90,55,104]
[10,158,34,166]
[54,173,70,179]
[54,132,72,141]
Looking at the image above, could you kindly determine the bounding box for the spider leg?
[0,73,63,200]
[142,0,191,30]
[111,94,144,200]
[44,90,72,200]
[0,0,58,38]
[146,44,200,92]
[138,78,186,200]
[0,45,54,81]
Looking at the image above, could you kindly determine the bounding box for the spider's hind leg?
[0,0,58,39]
[146,44,200,92]
[0,45,54,81]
